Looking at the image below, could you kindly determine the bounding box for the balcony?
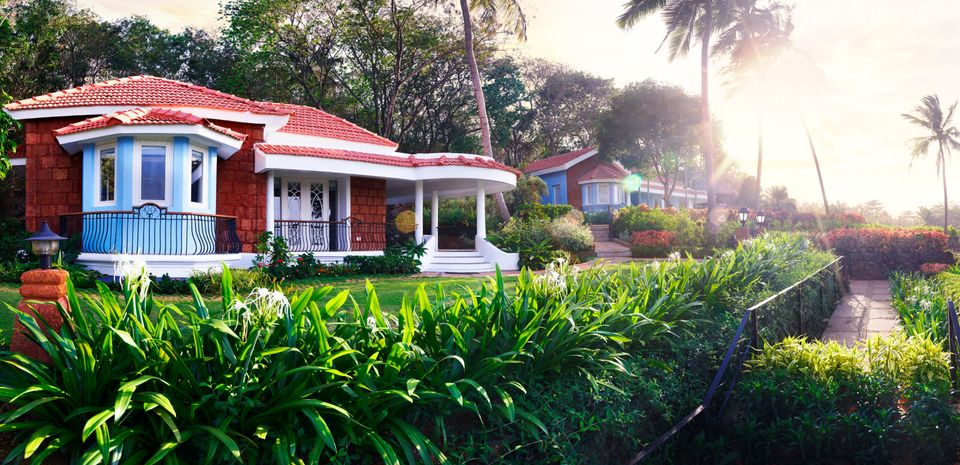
[59,203,241,255]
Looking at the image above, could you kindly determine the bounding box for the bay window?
[190,147,205,205]
[136,141,172,205]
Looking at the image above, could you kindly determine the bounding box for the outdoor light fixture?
[26,221,66,270]
[755,210,767,227]
[738,207,750,226]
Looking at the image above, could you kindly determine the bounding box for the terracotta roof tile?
[271,103,397,148]
[523,147,595,173]
[580,163,629,181]
[257,144,519,175]
[53,107,247,141]
[5,75,286,115]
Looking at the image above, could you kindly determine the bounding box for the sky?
[78,0,960,214]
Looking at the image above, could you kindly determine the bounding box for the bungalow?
[4,75,519,276]
[523,147,707,211]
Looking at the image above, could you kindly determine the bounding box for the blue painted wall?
[536,171,567,205]
[80,136,220,254]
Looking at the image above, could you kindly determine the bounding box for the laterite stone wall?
[564,155,602,211]
[22,117,85,233]
[350,177,387,250]
[209,120,267,253]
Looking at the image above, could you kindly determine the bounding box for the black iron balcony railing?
[274,217,413,252]
[59,203,242,255]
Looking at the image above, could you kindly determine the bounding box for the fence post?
[796,283,804,335]
[949,301,958,388]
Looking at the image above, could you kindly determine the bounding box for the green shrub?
[0,218,29,263]
[890,271,948,341]
[343,241,424,275]
[685,336,959,465]
[517,203,573,221]
[190,267,275,295]
[489,217,593,269]
[822,227,954,279]
[611,206,704,248]
[583,210,613,225]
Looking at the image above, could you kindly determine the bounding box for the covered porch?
[255,147,520,272]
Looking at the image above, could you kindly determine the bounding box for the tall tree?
[618,0,722,240]
[454,0,526,221]
[598,80,701,207]
[712,0,793,209]
[903,95,960,234]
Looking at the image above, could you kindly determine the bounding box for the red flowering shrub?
[919,263,950,276]
[820,228,954,279]
[631,230,675,257]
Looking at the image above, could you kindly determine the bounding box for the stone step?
[429,256,489,264]
[597,251,632,258]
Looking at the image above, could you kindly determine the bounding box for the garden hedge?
[821,228,954,279]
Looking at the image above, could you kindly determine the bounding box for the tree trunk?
[459,0,511,222]
[755,118,763,210]
[700,0,717,241]
[803,121,830,214]
[941,143,949,234]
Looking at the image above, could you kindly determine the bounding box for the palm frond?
[617,0,670,29]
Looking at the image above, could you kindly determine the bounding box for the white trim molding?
[56,124,244,158]
[9,157,25,166]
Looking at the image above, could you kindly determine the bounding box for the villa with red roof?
[524,147,707,211]
[5,75,519,275]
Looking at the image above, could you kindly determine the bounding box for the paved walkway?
[821,280,899,346]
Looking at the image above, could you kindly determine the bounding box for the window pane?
[598,184,610,204]
[141,145,166,201]
[190,150,204,203]
[99,148,115,203]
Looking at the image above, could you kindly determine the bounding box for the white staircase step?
[429,256,489,264]
[421,263,497,273]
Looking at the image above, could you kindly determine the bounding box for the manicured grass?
[0,273,517,345]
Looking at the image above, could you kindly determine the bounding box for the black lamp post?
[26,221,66,270]
[738,207,750,226]
[755,210,767,228]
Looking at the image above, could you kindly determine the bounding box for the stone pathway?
[821,280,899,346]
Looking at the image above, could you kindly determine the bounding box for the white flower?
[229,287,291,338]
[667,251,681,261]
[919,299,932,311]
[113,255,151,300]
[367,316,378,331]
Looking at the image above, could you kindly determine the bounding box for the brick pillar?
[10,269,70,364]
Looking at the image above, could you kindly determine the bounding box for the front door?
[279,177,333,250]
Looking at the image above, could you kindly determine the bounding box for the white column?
[414,181,424,243]
[476,183,486,240]
[266,171,275,233]
[431,190,439,238]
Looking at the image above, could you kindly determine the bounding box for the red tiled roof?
[580,163,629,182]
[523,147,596,173]
[272,103,397,148]
[53,108,247,141]
[5,75,286,115]
[257,144,520,175]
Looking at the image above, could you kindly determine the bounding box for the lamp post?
[755,210,767,228]
[26,221,66,270]
[738,207,750,227]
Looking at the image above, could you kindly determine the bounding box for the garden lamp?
[26,221,66,270]
[738,207,750,226]
[755,210,767,227]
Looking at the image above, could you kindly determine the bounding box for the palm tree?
[711,0,793,209]
[618,0,722,240]
[903,95,960,233]
[762,184,796,211]
[803,121,830,214]
[455,0,526,221]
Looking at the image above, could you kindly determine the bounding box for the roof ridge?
[141,76,289,115]
[6,75,143,109]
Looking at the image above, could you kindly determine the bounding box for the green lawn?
[0,273,517,345]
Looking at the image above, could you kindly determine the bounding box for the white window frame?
[188,144,208,208]
[597,183,611,205]
[133,139,174,207]
[93,142,117,207]
[552,185,561,204]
